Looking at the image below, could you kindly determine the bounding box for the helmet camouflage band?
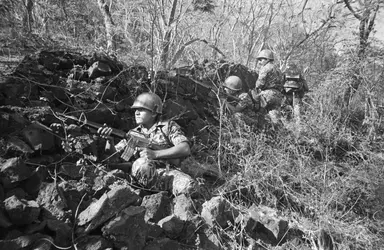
[224,75,243,91]
[131,92,163,114]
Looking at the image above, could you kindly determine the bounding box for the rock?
[46,219,72,247]
[6,136,34,154]
[22,167,44,195]
[59,180,91,216]
[5,187,26,200]
[0,207,12,228]
[77,184,140,233]
[0,157,34,186]
[24,220,47,234]
[102,206,148,250]
[244,205,289,245]
[201,196,238,228]
[157,215,185,239]
[22,123,56,151]
[143,238,181,250]
[0,233,50,250]
[173,194,195,221]
[76,236,113,250]
[88,61,112,79]
[59,163,83,179]
[147,221,165,239]
[0,183,4,201]
[196,227,221,250]
[4,195,40,225]
[36,182,68,221]
[141,191,171,223]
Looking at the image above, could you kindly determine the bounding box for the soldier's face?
[134,108,156,125]
[257,58,268,67]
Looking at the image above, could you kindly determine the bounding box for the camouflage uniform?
[228,92,259,126]
[115,120,197,196]
[253,62,284,111]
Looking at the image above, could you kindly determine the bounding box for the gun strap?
[158,123,174,147]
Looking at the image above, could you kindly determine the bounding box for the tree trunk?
[159,0,178,70]
[97,0,115,51]
[23,0,34,33]
[342,0,379,108]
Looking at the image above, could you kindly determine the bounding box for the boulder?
[36,182,68,221]
[46,219,72,247]
[0,233,51,250]
[243,205,289,245]
[102,206,148,250]
[22,123,56,151]
[201,196,239,228]
[0,207,12,228]
[141,191,171,223]
[157,215,185,239]
[77,184,140,233]
[173,193,195,221]
[4,195,40,225]
[143,238,181,250]
[0,157,34,186]
[76,236,113,250]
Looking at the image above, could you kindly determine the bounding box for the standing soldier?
[282,62,309,119]
[252,49,284,124]
[221,75,259,127]
[98,92,197,197]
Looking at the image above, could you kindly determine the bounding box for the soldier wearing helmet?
[252,49,284,124]
[282,63,309,118]
[98,92,197,196]
[221,76,260,126]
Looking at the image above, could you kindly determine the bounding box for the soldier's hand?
[139,148,157,160]
[97,124,113,140]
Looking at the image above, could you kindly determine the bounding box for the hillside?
[1,0,384,250]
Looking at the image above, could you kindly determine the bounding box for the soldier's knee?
[131,158,158,188]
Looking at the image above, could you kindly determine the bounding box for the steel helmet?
[224,76,243,91]
[256,49,274,60]
[131,92,163,114]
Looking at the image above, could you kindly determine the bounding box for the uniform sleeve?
[167,121,189,146]
[255,64,272,90]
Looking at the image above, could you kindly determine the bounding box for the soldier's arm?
[255,66,269,90]
[150,142,191,159]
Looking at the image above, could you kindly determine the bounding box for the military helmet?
[131,92,163,114]
[224,76,243,91]
[256,49,274,60]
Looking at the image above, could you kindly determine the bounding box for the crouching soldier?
[252,49,284,124]
[282,62,309,119]
[98,92,198,197]
[221,75,259,127]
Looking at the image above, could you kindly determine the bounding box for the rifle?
[54,112,168,162]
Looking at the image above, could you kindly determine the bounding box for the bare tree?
[97,0,115,51]
[341,0,382,107]
[23,0,34,33]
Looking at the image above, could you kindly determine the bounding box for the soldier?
[221,75,259,127]
[98,92,197,197]
[282,62,309,119]
[252,49,284,123]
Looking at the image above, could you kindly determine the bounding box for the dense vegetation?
[1,0,384,249]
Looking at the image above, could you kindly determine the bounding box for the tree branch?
[343,0,362,20]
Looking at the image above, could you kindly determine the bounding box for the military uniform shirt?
[256,62,282,91]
